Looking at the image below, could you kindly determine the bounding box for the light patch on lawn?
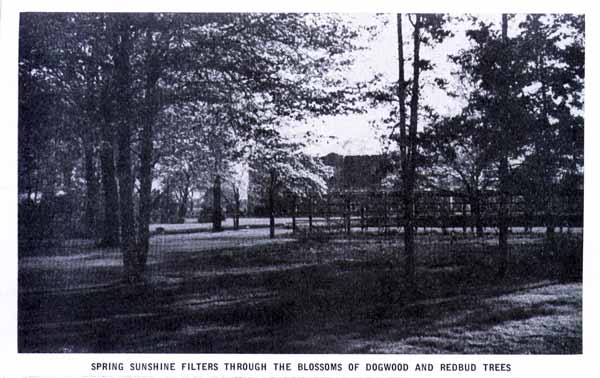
[345,283,581,354]
[172,290,274,311]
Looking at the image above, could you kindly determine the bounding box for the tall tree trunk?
[498,160,510,276]
[497,14,510,278]
[137,41,160,272]
[82,62,100,240]
[164,181,172,223]
[212,175,223,232]
[114,15,137,282]
[83,138,99,238]
[546,197,555,239]
[397,13,414,278]
[404,14,422,286]
[85,14,116,246]
[268,169,276,239]
[396,14,408,177]
[308,192,313,233]
[137,114,154,271]
[538,47,556,239]
[98,115,120,247]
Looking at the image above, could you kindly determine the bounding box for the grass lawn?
[18,232,582,353]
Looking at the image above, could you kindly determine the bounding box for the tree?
[119,13,364,280]
[19,12,378,283]
[516,14,585,238]
[450,15,532,277]
[392,14,451,285]
[19,14,114,244]
[421,115,496,236]
[248,136,331,239]
[365,14,451,285]
[155,99,246,230]
[452,14,584,276]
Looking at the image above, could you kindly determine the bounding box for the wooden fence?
[288,189,583,234]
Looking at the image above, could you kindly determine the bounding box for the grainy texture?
[19,232,582,353]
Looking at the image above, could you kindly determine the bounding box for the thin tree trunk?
[164,181,172,223]
[524,206,532,233]
[498,159,510,276]
[539,53,556,240]
[177,189,189,220]
[472,193,484,237]
[82,68,100,240]
[177,203,187,220]
[83,138,99,238]
[396,14,409,266]
[268,169,276,239]
[396,14,408,176]
[404,14,422,286]
[212,175,222,232]
[308,192,313,233]
[360,204,365,231]
[98,119,120,247]
[498,14,511,278]
[233,186,240,230]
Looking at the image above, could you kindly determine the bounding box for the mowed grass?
[18,232,582,353]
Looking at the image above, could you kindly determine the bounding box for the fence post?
[268,169,276,239]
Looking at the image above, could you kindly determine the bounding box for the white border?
[1,1,597,377]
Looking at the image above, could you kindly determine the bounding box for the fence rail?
[18,189,583,251]
[290,189,583,234]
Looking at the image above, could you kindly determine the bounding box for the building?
[321,153,394,192]
[246,153,394,215]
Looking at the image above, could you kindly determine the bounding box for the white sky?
[283,14,519,156]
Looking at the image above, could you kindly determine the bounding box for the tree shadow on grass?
[18,234,582,353]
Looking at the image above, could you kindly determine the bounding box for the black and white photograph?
[15,9,585,356]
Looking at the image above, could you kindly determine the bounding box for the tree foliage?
[19,12,368,281]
